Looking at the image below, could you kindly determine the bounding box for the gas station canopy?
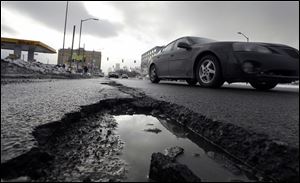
[1,37,56,53]
[1,37,56,61]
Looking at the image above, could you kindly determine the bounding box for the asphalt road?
[113,78,299,147]
[1,78,130,163]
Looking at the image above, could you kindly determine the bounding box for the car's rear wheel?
[186,79,197,86]
[250,81,278,90]
[196,55,224,88]
[150,65,160,83]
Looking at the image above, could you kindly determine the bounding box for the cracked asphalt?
[1,78,130,163]
[1,78,298,182]
[113,79,299,147]
[1,78,298,160]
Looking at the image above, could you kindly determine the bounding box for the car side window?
[175,38,190,50]
[162,42,175,53]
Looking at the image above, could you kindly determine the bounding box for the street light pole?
[70,25,76,69]
[237,32,249,42]
[77,18,99,72]
[78,18,99,50]
[78,20,83,51]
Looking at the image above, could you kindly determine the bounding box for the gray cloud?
[2,1,123,38]
[1,24,17,36]
[112,1,299,48]
[1,1,299,49]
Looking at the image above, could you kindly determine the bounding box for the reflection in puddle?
[143,128,162,134]
[114,115,256,182]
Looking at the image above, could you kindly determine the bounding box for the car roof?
[169,36,214,43]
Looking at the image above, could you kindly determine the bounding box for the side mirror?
[177,42,192,50]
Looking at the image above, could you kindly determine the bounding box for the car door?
[155,41,175,77]
[169,38,192,77]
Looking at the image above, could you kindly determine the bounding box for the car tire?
[150,65,160,83]
[196,55,224,88]
[186,79,197,86]
[250,81,278,90]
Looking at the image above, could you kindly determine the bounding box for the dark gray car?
[149,36,299,90]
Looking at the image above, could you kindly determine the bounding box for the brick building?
[57,48,102,72]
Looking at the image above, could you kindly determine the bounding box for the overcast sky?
[1,1,299,73]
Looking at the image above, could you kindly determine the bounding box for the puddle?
[114,115,256,182]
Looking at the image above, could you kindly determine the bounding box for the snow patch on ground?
[3,59,69,75]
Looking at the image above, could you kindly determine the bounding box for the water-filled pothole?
[114,114,256,182]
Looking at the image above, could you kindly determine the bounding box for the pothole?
[114,114,256,182]
[1,102,257,182]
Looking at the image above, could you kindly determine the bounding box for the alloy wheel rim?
[150,66,156,81]
[199,59,216,83]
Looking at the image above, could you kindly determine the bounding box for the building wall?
[115,63,120,71]
[57,49,102,72]
[141,46,164,76]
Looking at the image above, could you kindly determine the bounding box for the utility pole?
[77,43,85,71]
[70,25,76,69]
[92,49,95,74]
[61,1,69,64]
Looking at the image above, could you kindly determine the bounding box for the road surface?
[1,78,130,163]
[113,78,299,147]
[1,78,298,182]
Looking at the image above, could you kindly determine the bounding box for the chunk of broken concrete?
[164,146,184,159]
[149,152,201,182]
